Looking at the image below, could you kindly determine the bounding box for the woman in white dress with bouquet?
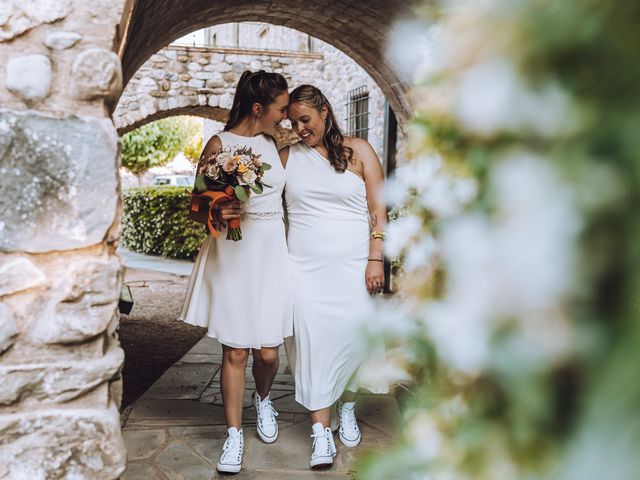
[280,84,388,469]
[179,70,292,474]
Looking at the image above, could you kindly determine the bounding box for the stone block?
[0,337,123,405]
[177,96,198,108]
[71,48,122,100]
[187,78,204,89]
[0,304,18,355]
[138,77,157,89]
[194,71,213,80]
[0,257,47,296]
[143,363,216,400]
[155,441,214,480]
[0,0,71,42]
[6,55,52,103]
[0,404,125,479]
[186,62,202,71]
[214,63,232,73]
[120,464,160,480]
[122,429,166,461]
[219,93,233,109]
[29,256,121,344]
[43,31,82,50]
[207,96,219,107]
[0,111,118,252]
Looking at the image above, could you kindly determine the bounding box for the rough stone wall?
[115,36,389,159]
[0,1,128,478]
[113,45,325,134]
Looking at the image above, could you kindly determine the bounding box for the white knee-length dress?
[285,141,380,410]
[179,131,293,349]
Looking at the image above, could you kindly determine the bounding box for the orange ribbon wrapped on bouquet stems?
[189,185,246,241]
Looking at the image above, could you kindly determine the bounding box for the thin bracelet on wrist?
[371,230,386,240]
[367,258,383,262]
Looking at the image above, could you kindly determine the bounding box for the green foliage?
[121,187,206,260]
[121,116,203,180]
[183,131,203,163]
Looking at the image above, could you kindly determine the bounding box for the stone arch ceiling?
[120,0,420,124]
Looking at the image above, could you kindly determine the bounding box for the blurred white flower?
[454,57,574,138]
[357,346,413,393]
[455,57,519,136]
[438,394,469,423]
[393,154,443,198]
[417,153,580,375]
[386,18,434,83]
[404,234,438,272]
[370,299,417,338]
[408,412,444,461]
[490,151,581,314]
[385,215,423,258]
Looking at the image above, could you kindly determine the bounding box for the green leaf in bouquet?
[234,185,249,202]
[194,175,208,193]
[261,162,272,171]
[260,181,273,189]
[250,183,264,194]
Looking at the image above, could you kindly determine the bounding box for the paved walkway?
[117,247,194,276]
[121,337,400,479]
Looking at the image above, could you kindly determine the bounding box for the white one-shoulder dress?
[285,141,381,410]
[179,131,293,349]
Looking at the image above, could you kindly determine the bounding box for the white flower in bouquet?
[241,170,257,185]
[205,163,220,179]
[221,156,238,173]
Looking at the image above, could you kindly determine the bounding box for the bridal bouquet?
[190,145,271,241]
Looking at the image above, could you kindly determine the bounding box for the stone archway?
[117,105,229,135]
[0,1,417,478]
[118,0,417,125]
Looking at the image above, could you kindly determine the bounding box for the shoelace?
[310,431,331,457]
[341,405,358,432]
[258,397,279,426]
[221,435,242,462]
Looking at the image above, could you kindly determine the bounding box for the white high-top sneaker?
[309,422,337,469]
[337,401,361,447]
[253,391,279,443]
[217,427,244,474]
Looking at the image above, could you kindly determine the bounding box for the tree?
[121,117,202,185]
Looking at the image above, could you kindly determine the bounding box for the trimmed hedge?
[122,187,206,260]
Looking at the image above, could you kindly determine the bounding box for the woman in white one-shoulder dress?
[279,84,388,469]
[179,70,293,474]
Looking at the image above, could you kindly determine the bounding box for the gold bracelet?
[371,230,386,240]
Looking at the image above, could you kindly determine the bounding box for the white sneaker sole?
[256,425,278,444]
[310,455,335,469]
[339,431,361,448]
[216,462,241,474]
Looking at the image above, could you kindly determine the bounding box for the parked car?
[151,174,195,187]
